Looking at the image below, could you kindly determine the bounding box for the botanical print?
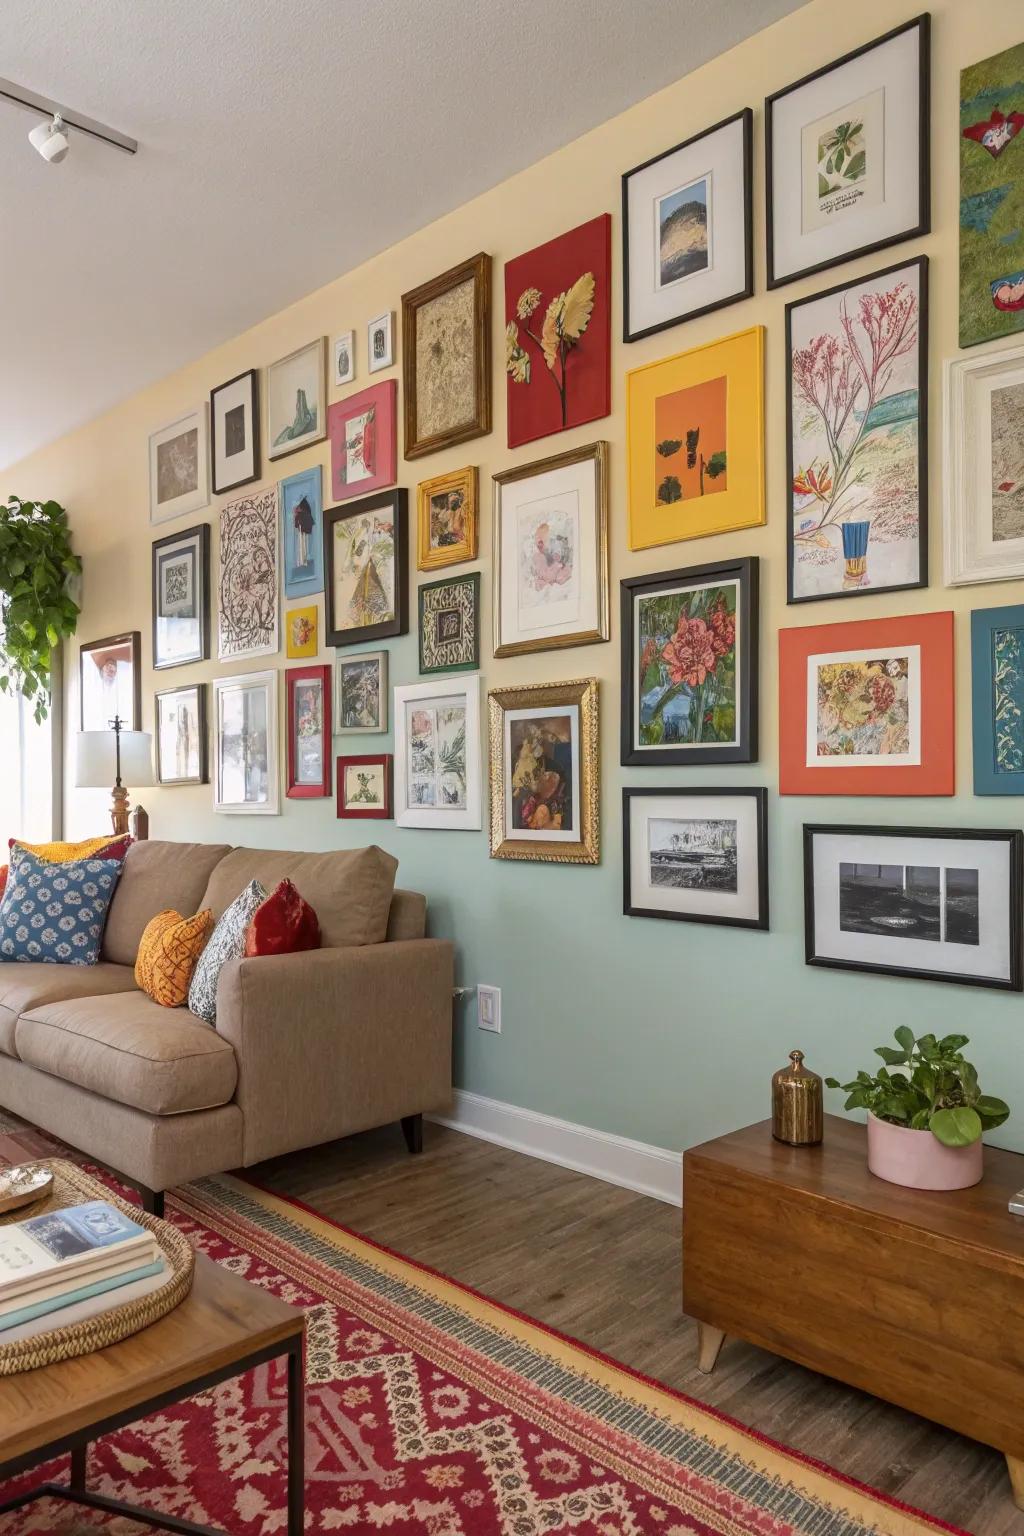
[219,683,270,806]
[790,262,922,600]
[332,509,395,632]
[294,679,324,786]
[416,279,477,439]
[218,489,278,659]
[157,688,202,783]
[420,576,477,672]
[992,624,1024,775]
[839,863,980,947]
[812,652,914,762]
[801,89,883,233]
[407,702,466,809]
[516,497,579,627]
[338,656,383,730]
[960,42,1024,347]
[345,763,384,806]
[648,817,737,893]
[429,486,467,550]
[655,175,710,287]
[509,712,575,834]
[156,428,198,506]
[506,273,594,428]
[287,605,317,659]
[159,551,194,617]
[655,376,727,503]
[635,580,737,749]
[343,408,375,486]
[991,381,1024,541]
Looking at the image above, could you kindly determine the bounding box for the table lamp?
[75,716,154,837]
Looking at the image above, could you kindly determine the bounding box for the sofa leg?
[139,1186,165,1219]
[401,1114,423,1155]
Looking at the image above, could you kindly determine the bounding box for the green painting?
[637,580,737,747]
[960,40,1024,348]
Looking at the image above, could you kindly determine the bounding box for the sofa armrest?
[216,939,454,1164]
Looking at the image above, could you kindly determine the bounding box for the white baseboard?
[427,1089,682,1206]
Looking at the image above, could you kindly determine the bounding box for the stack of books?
[0,1200,166,1337]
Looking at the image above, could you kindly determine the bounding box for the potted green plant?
[0,495,81,721]
[825,1028,1009,1191]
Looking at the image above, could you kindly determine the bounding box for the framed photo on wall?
[212,670,279,815]
[944,344,1024,586]
[285,604,318,659]
[336,650,387,734]
[210,369,260,495]
[804,824,1023,992]
[417,465,478,570]
[155,683,207,786]
[488,678,599,865]
[286,663,331,799]
[325,489,408,648]
[971,603,1024,796]
[327,379,397,504]
[394,675,481,830]
[152,523,209,670]
[623,786,768,930]
[766,15,930,289]
[337,754,392,819]
[217,487,279,661]
[148,407,209,525]
[80,632,140,731]
[419,572,480,674]
[367,312,394,373]
[334,330,355,386]
[959,41,1024,349]
[267,337,326,460]
[280,465,323,601]
[402,253,491,458]
[622,109,753,342]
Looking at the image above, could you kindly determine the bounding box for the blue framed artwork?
[280,465,323,601]
[971,603,1024,794]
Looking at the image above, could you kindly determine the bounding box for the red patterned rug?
[0,1130,966,1536]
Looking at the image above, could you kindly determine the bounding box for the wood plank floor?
[252,1120,1017,1534]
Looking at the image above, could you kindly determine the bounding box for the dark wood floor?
[253,1120,1018,1535]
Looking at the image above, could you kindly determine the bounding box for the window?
[0,686,56,843]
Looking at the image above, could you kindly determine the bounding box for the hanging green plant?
[0,495,82,722]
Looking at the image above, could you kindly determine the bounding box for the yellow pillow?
[14,834,129,863]
[135,909,214,1008]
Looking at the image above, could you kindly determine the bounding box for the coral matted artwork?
[787,256,927,604]
[504,214,611,449]
[960,40,1024,348]
[326,380,397,504]
[778,611,954,795]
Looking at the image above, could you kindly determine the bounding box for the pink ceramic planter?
[866,1112,984,1191]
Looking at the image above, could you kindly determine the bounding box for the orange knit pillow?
[135,909,214,1008]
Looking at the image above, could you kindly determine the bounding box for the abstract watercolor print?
[960,41,1024,348]
[636,579,737,749]
[813,654,912,760]
[993,624,1024,775]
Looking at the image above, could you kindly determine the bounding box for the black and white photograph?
[156,683,207,785]
[649,817,738,894]
[213,671,280,814]
[367,311,394,373]
[152,523,209,670]
[624,787,768,929]
[838,863,980,946]
[149,407,209,524]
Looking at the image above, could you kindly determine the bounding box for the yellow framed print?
[627,325,765,551]
[286,603,318,659]
[416,465,478,570]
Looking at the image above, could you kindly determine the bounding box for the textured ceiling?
[0,0,802,471]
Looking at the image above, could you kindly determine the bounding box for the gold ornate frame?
[416,466,479,570]
[488,677,599,864]
[402,252,492,460]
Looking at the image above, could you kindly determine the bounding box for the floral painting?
[509,713,574,834]
[286,604,317,659]
[960,41,1024,347]
[636,580,737,749]
[788,257,925,602]
[654,376,727,503]
[813,654,911,758]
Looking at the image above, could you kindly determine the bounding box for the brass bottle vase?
[772,1050,823,1146]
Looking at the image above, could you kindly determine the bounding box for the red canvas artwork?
[504,213,612,449]
[327,380,397,504]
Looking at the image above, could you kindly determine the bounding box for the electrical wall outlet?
[477,984,501,1033]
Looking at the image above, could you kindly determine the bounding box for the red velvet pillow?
[0,865,7,905]
[244,879,321,957]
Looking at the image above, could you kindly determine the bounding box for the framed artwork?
[149,408,208,524]
[210,369,260,495]
[337,753,392,819]
[960,41,1024,349]
[494,441,609,658]
[336,650,387,734]
[804,824,1023,993]
[626,326,764,550]
[766,16,930,289]
[504,214,611,448]
[267,337,326,461]
[622,109,753,342]
[155,683,207,786]
[944,345,1024,586]
[417,466,478,570]
[394,674,481,830]
[419,572,480,674]
[623,786,768,930]
[333,331,355,386]
[787,256,927,604]
[217,487,279,660]
[402,253,491,459]
[487,678,599,865]
[620,556,758,768]
[286,663,332,799]
[327,379,397,503]
[367,312,394,373]
[213,670,279,815]
[152,523,209,670]
[80,631,140,731]
[971,604,1024,796]
[325,489,407,648]
[286,604,318,659]
[778,611,954,797]
[280,465,323,601]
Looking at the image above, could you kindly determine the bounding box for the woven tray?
[0,1158,194,1375]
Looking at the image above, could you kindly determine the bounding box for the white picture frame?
[333,331,355,387]
[212,670,280,814]
[944,344,1024,585]
[336,649,388,734]
[267,337,327,461]
[394,674,481,830]
[149,407,209,525]
[367,311,394,373]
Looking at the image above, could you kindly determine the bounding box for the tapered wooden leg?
[401,1114,423,1155]
[697,1322,726,1375]
[1007,1454,1024,1511]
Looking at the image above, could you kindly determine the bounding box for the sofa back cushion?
[199,845,398,948]
[387,889,427,941]
[102,841,232,965]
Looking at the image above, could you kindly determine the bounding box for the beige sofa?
[0,840,454,1213]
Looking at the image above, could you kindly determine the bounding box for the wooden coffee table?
[0,1251,305,1534]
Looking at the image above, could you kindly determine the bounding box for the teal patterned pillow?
[0,847,125,966]
[187,879,268,1023]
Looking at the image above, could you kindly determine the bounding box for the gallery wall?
[4,0,1024,1160]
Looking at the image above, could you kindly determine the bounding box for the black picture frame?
[620,555,758,766]
[785,254,928,606]
[622,107,753,343]
[803,824,1024,992]
[623,785,769,930]
[151,523,210,670]
[154,683,208,786]
[210,367,260,496]
[765,14,930,290]
[324,488,409,648]
[79,631,141,731]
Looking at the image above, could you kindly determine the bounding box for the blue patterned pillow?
[0,847,125,966]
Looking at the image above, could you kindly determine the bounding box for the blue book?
[22,1201,148,1259]
[0,1258,165,1333]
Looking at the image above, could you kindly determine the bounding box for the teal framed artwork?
[972,603,1024,794]
[280,465,323,602]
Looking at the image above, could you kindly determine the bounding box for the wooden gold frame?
[402,253,491,459]
[417,466,478,570]
[488,678,599,865]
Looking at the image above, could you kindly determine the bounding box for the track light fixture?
[28,111,69,164]
[0,77,136,159]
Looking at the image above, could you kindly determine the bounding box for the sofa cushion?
[0,960,139,1060]
[102,841,231,966]
[188,880,267,1024]
[136,908,214,1007]
[12,834,132,863]
[245,880,320,957]
[0,849,126,967]
[200,845,398,949]
[15,992,238,1116]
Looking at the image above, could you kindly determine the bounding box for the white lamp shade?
[75,731,155,789]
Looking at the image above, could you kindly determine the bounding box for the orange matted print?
[779,611,955,796]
